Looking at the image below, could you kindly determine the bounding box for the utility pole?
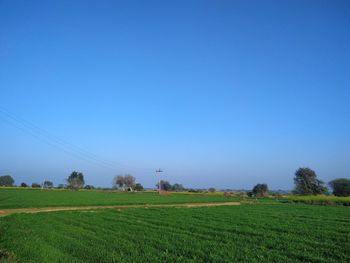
[156,169,163,194]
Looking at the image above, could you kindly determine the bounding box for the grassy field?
[0,188,241,209]
[0,204,349,262]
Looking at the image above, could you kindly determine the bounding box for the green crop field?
[0,188,241,209]
[0,204,349,263]
[1,189,349,262]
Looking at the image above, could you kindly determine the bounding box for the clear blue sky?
[1,0,349,189]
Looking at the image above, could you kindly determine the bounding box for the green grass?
[0,204,349,262]
[0,188,241,209]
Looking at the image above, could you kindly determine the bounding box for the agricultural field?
[0,189,349,262]
[0,204,349,262]
[0,188,241,209]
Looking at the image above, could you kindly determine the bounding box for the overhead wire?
[0,106,127,170]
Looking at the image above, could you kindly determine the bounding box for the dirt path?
[0,202,240,217]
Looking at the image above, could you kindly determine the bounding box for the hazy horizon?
[1,1,349,190]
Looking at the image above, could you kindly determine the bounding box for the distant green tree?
[0,175,14,187]
[84,185,95,190]
[329,178,350,197]
[208,187,216,193]
[31,182,41,188]
[134,183,144,191]
[20,182,28,187]
[252,183,269,198]
[67,171,85,190]
[294,167,327,195]
[172,183,185,191]
[162,181,172,191]
[156,180,172,191]
[43,181,54,188]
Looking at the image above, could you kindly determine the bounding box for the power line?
[0,106,126,170]
[0,107,117,166]
[0,115,110,167]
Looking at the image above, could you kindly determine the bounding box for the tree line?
[0,172,185,192]
[0,167,349,196]
[0,171,145,191]
[249,167,350,197]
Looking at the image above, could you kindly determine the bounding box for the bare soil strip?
[0,202,240,217]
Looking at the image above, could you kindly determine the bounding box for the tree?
[84,185,95,190]
[156,180,172,191]
[20,182,28,187]
[43,181,54,188]
[172,183,185,192]
[329,178,350,197]
[252,183,269,198]
[208,187,216,193]
[113,175,125,189]
[32,182,41,188]
[113,174,136,190]
[294,167,327,195]
[124,175,136,189]
[134,183,144,191]
[67,171,85,190]
[0,175,14,187]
